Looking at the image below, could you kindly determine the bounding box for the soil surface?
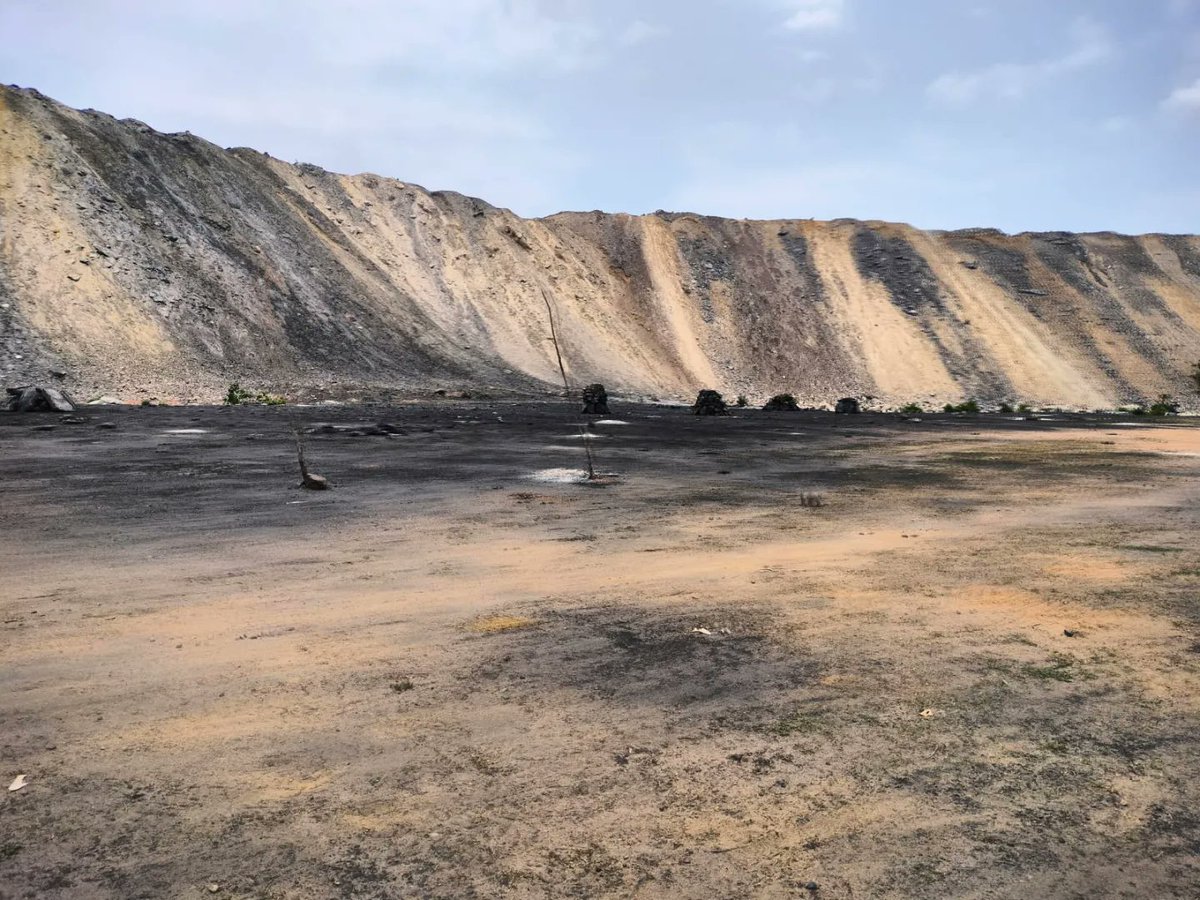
[3,402,1200,899]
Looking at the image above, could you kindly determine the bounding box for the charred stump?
[294,428,329,490]
[693,390,728,416]
[835,397,860,414]
[581,383,610,416]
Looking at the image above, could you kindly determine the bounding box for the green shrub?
[899,403,923,415]
[735,394,748,408]
[763,393,800,411]
[944,399,980,414]
[225,382,252,405]
[1148,394,1178,416]
[225,383,285,406]
[998,402,1014,414]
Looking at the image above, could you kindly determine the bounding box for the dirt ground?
[2,401,1199,899]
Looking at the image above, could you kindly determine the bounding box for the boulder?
[6,386,75,413]
[581,383,610,415]
[835,397,860,414]
[693,390,728,416]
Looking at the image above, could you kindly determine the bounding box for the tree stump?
[835,397,860,414]
[693,390,728,416]
[581,383,610,415]
[294,430,329,490]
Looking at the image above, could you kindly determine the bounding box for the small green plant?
[225,382,252,405]
[899,403,923,415]
[1017,403,1032,414]
[735,394,748,408]
[943,399,980,414]
[998,402,1014,413]
[254,391,287,406]
[1148,394,1178,416]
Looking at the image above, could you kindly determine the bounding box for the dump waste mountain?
[2,85,1198,408]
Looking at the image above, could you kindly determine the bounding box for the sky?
[3,0,1199,233]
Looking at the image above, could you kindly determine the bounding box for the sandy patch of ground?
[2,404,1199,898]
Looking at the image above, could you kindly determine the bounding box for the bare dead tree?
[542,288,570,398]
[540,290,610,483]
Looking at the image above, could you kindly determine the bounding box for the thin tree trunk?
[542,289,570,397]
[580,424,596,480]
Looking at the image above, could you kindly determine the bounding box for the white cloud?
[928,16,1113,105]
[775,0,846,31]
[0,0,601,213]
[1163,77,1200,113]
[287,0,602,73]
[51,0,606,75]
[619,19,668,47]
[798,49,831,63]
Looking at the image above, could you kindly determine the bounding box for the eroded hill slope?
[2,85,1199,407]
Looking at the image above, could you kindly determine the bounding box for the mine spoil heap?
[2,84,1199,408]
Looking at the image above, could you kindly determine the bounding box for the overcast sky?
[4,0,1199,233]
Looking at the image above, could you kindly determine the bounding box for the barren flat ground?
[3,402,1200,899]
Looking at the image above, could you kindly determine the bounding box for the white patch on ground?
[528,468,591,484]
[563,433,606,440]
[593,420,629,426]
[163,429,209,435]
[1111,422,1156,427]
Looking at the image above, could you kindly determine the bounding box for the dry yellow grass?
[465,614,540,634]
